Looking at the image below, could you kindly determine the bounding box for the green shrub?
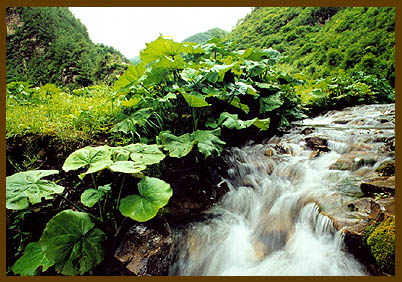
[326,49,343,67]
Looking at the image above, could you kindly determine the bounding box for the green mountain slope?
[227,7,395,85]
[182,27,229,44]
[6,7,129,88]
[129,28,229,65]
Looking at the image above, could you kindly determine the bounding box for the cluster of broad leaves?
[6,143,172,276]
[62,144,172,222]
[113,36,306,147]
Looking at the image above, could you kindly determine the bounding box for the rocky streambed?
[112,103,395,276]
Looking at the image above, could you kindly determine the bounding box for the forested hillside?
[227,7,395,85]
[6,7,129,88]
[182,27,228,44]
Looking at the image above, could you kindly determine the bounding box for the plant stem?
[192,107,197,131]
[116,174,127,209]
[97,201,104,222]
[56,194,95,220]
[91,174,104,222]
[90,174,98,189]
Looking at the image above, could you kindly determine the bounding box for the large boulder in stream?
[325,196,395,275]
[329,152,377,171]
[360,176,395,196]
[304,136,330,152]
[114,218,173,276]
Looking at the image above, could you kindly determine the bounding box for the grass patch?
[6,83,122,143]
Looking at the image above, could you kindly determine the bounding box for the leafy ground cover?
[6,83,121,142]
[6,36,395,276]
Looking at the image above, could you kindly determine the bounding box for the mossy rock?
[365,216,395,274]
[375,160,395,176]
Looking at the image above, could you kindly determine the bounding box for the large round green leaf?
[12,242,54,276]
[119,177,172,222]
[113,63,147,93]
[140,36,189,65]
[191,129,226,158]
[160,132,195,158]
[259,92,284,114]
[218,112,255,130]
[6,170,64,210]
[80,184,111,208]
[123,143,166,166]
[62,146,112,173]
[39,210,106,275]
[217,112,270,131]
[180,90,211,107]
[108,161,147,174]
[111,147,131,161]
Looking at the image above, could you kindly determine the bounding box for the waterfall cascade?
[169,103,395,276]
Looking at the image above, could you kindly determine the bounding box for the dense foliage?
[6,7,129,88]
[228,7,395,86]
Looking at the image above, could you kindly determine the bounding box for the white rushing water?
[169,104,395,276]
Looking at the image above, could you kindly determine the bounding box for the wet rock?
[385,138,395,151]
[348,143,372,152]
[301,127,315,135]
[329,152,377,171]
[324,196,395,275]
[352,167,373,177]
[329,197,394,231]
[265,149,273,157]
[252,240,267,260]
[360,176,395,196]
[333,119,349,125]
[347,198,374,213]
[309,149,320,158]
[305,136,330,152]
[267,136,281,145]
[324,198,374,231]
[274,143,289,155]
[114,218,173,276]
[377,198,395,217]
[342,221,378,273]
[374,160,395,176]
[159,155,230,224]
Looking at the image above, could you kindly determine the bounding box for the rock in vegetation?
[114,218,173,276]
[327,196,395,275]
[364,216,395,275]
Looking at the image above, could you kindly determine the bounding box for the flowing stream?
[169,103,395,276]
